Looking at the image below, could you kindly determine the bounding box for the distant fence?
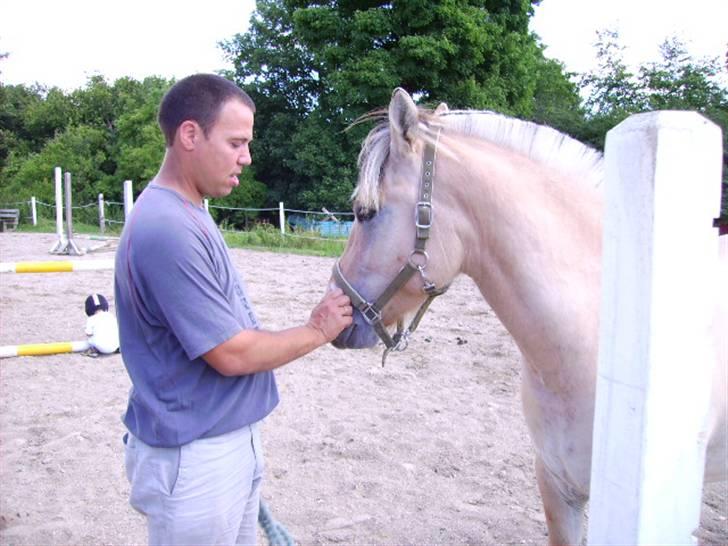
[0,171,355,241]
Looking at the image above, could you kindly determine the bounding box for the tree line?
[1,0,726,223]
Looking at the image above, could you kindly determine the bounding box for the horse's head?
[331,88,463,350]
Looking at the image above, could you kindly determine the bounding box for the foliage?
[0,75,270,217]
[2,9,726,222]
[575,31,728,216]
[221,0,547,211]
[223,223,346,257]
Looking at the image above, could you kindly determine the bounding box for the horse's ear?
[434,102,449,115]
[389,88,419,153]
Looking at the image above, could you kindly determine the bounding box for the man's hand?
[307,287,353,343]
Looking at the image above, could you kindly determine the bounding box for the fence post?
[123,180,134,219]
[204,199,209,212]
[30,197,37,226]
[98,193,105,234]
[279,202,285,235]
[588,112,722,545]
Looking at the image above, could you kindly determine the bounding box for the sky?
[0,0,726,92]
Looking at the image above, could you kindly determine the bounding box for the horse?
[330,88,727,545]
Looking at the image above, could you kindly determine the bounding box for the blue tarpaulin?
[287,215,353,238]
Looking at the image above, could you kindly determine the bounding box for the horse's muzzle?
[331,312,380,349]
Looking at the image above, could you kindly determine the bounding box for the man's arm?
[203,288,352,376]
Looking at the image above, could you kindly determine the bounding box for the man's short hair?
[158,74,256,146]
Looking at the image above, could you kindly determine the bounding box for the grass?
[223,224,346,257]
[14,218,347,258]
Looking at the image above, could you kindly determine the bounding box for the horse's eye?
[354,205,376,222]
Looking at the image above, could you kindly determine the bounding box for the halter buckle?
[415,202,433,229]
[360,303,382,325]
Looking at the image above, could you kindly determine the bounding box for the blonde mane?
[354,108,604,211]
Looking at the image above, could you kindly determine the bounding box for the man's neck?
[153,152,204,206]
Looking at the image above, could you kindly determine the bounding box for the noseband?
[334,130,450,365]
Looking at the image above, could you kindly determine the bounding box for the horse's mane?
[354,107,604,211]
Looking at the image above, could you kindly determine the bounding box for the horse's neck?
[446,139,603,370]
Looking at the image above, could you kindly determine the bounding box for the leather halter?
[333,129,450,365]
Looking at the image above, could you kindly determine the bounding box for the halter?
[333,129,450,366]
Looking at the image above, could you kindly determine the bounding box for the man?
[114,73,352,545]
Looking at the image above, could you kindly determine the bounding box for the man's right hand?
[307,287,353,343]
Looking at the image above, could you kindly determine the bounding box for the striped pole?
[0,259,114,274]
[0,340,90,358]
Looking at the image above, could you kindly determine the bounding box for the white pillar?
[123,180,134,219]
[204,199,209,212]
[54,167,65,242]
[588,112,722,545]
[30,197,37,226]
[279,202,285,235]
[98,193,105,233]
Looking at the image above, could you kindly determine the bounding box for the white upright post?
[49,167,66,253]
[30,197,37,226]
[123,180,134,219]
[98,193,105,234]
[204,199,209,212]
[588,112,722,545]
[61,172,83,255]
[279,202,285,235]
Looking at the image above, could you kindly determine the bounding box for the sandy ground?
[0,232,725,546]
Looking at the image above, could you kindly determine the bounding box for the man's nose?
[238,147,252,166]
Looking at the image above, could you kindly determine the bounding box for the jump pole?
[0,259,114,274]
[588,112,722,545]
[0,340,90,358]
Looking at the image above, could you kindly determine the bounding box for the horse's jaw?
[331,314,380,349]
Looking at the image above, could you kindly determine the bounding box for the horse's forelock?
[353,124,390,210]
[353,107,445,211]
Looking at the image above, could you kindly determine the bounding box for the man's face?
[195,99,254,199]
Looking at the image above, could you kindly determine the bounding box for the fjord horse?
[332,88,727,544]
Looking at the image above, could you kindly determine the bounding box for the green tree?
[222,0,545,211]
[576,32,728,216]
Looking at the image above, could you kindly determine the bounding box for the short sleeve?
[131,223,243,360]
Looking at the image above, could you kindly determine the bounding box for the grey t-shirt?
[114,184,278,447]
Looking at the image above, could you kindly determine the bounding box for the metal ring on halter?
[407,249,429,270]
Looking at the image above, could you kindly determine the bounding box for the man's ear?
[177,120,200,151]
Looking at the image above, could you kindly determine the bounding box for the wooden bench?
[0,209,20,232]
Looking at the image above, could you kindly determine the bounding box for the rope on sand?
[259,499,295,546]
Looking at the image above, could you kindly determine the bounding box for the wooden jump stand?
[49,168,84,256]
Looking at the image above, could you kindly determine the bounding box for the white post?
[53,167,66,242]
[49,167,67,253]
[123,180,134,219]
[279,202,285,235]
[588,112,722,545]
[30,197,37,226]
[54,167,64,239]
[62,172,82,255]
[204,199,209,212]
[98,193,105,234]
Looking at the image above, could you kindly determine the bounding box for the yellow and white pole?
[0,340,91,358]
[0,259,114,273]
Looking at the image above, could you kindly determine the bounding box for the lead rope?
[259,499,295,546]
